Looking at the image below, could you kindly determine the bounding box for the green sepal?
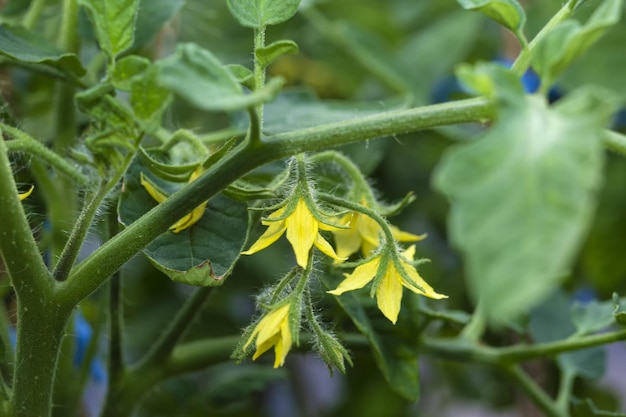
[533,0,623,88]
[118,156,249,286]
[457,0,526,44]
[0,25,85,77]
[255,40,299,69]
[226,0,302,29]
[158,43,285,112]
[375,192,416,217]
[202,137,238,171]
[311,329,352,375]
[137,147,198,182]
[224,180,279,201]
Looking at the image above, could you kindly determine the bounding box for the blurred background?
[1,0,626,416]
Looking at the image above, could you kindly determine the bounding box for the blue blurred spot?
[73,311,107,383]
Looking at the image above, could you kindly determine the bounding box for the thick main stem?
[11,304,70,417]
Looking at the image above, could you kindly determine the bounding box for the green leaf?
[321,273,420,401]
[129,67,171,133]
[530,292,606,380]
[255,39,298,68]
[111,55,150,90]
[225,64,254,89]
[435,88,617,323]
[456,62,525,103]
[76,83,135,128]
[570,299,616,336]
[612,293,626,325]
[558,347,606,380]
[133,0,186,48]
[0,25,85,76]
[456,0,526,38]
[118,157,249,286]
[226,0,301,28]
[79,0,140,59]
[158,43,284,112]
[534,0,623,86]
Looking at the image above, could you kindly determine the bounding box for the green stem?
[420,328,626,364]
[0,133,51,295]
[58,97,493,306]
[137,287,214,369]
[100,336,239,417]
[460,300,487,342]
[503,365,565,417]
[254,27,267,128]
[495,328,626,362]
[23,0,48,30]
[556,369,575,414]
[3,125,90,186]
[52,183,107,281]
[510,0,577,77]
[0,135,70,417]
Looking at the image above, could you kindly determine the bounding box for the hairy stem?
[3,126,90,186]
[59,97,494,305]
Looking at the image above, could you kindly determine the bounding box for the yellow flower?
[332,207,425,258]
[244,304,292,368]
[140,168,207,233]
[242,198,346,268]
[18,186,34,201]
[328,245,447,324]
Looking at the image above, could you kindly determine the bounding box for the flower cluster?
[238,154,447,368]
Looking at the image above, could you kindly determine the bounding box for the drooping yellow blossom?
[140,168,207,233]
[332,205,425,258]
[242,198,346,268]
[244,304,293,368]
[328,245,447,324]
[18,186,34,201]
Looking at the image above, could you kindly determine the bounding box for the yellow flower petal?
[390,226,426,242]
[285,199,317,267]
[401,262,447,299]
[246,304,292,368]
[375,266,404,324]
[332,213,363,259]
[18,185,34,201]
[140,173,168,203]
[314,234,347,263]
[274,318,292,367]
[327,256,380,295]
[242,220,287,255]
